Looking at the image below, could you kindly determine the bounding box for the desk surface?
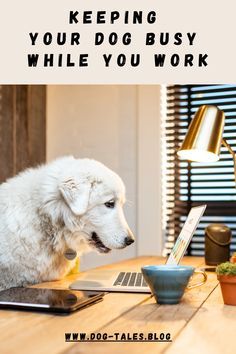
[0,256,235,354]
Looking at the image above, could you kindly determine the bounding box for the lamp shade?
[177,105,225,162]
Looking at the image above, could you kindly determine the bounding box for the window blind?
[163,84,236,256]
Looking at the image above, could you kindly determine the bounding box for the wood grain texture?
[15,85,29,172]
[0,256,223,354]
[0,85,46,182]
[64,258,219,354]
[0,256,157,354]
[0,86,14,182]
[165,283,236,354]
[28,85,46,167]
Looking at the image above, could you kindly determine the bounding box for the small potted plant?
[216,262,236,306]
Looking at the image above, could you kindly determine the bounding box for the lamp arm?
[222,138,236,186]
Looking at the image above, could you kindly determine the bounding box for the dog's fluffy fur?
[0,156,134,290]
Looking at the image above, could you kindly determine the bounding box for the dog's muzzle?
[90,232,111,253]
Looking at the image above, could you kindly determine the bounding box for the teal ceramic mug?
[141,265,207,305]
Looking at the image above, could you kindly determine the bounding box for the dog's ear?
[59,178,91,216]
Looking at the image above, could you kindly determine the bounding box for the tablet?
[0,287,105,314]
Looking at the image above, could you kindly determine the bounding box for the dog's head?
[50,157,135,254]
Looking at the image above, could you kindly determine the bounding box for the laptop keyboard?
[113,272,148,287]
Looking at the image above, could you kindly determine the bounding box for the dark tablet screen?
[0,287,104,313]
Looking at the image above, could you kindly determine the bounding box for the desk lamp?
[177,105,234,265]
[177,105,236,184]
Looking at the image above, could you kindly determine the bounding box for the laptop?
[70,205,206,293]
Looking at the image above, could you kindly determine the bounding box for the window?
[162,85,236,256]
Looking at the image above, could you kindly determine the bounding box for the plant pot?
[230,255,236,264]
[217,274,236,306]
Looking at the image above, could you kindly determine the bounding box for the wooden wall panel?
[0,85,46,183]
[15,85,29,173]
[28,85,46,167]
[0,86,15,182]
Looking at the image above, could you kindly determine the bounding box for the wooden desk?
[0,256,235,354]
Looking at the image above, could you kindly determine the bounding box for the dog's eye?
[104,200,115,208]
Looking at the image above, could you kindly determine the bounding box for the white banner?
[0,0,235,83]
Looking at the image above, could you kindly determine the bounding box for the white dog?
[0,156,134,290]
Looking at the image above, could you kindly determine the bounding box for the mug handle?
[187,270,207,290]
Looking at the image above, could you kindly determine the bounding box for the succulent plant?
[216,262,236,276]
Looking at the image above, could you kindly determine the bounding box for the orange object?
[230,255,236,264]
[217,274,236,306]
[68,258,80,275]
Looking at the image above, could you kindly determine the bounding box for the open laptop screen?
[166,205,206,265]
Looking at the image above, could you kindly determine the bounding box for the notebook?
[69,205,206,293]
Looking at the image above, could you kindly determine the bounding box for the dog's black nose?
[125,237,135,246]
